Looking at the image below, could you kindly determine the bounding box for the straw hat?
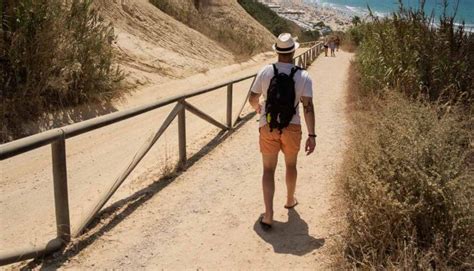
[272,33,300,54]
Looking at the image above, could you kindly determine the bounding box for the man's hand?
[305,137,316,155]
[253,103,262,114]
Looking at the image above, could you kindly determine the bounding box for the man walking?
[248,33,316,230]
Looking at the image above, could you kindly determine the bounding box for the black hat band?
[275,44,295,52]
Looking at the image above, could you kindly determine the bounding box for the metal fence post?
[51,133,71,243]
[226,84,233,129]
[178,100,186,167]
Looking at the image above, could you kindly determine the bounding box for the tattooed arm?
[301,96,316,155]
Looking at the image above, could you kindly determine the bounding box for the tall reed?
[354,0,473,107]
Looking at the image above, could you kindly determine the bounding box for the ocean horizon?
[304,0,474,28]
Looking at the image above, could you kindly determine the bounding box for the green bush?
[345,25,364,48]
[1,0,123,141]
[237,0,319,42]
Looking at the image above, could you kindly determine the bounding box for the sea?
[304,0,474,30]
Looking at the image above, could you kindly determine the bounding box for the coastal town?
[258,0,355,33]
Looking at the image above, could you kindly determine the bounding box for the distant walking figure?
[335,36,341,52]
[323,37,329,57]
[248,33,317,230]
[329,39,336,57]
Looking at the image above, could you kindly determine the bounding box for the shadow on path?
[17,101,118,141]
[19,112,256,270]
[253,209,325,256]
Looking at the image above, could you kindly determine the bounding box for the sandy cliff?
[150,0,276,55]
[94,0,275,86]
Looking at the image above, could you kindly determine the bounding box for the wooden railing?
[0,42,323,266]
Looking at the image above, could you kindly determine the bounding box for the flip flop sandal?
[284,199,298,209]
[259,215,272,231]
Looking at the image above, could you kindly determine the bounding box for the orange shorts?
[259,124,302,155]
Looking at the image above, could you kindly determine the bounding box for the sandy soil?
[3,51,353,270]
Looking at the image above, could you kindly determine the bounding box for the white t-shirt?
[250,62,313,127]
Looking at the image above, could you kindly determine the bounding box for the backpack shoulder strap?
[290,66,301,110]
[272,64,278,76]
[290,66,302,79]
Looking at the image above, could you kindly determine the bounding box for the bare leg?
[261,153,278,224]
[284,153,298,207]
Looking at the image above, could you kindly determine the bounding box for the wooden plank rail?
[0,42,323,266]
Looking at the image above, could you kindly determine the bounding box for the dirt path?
[0,49,304,258]
[16,51,353,270]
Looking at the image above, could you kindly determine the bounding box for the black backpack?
[265,64,301,132]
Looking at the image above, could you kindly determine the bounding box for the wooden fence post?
[178,100,186,167]
[226,84,233,129]
[51,134,71,243]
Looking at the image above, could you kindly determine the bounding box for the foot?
[284,198,298,209]
[259,214,273,231]
[261,213,273,224]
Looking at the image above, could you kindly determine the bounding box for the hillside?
[238,0,320,42]
[149,0,276,57]
[93,0,233,86]
[1,0,280,141]
[93,0,276,86]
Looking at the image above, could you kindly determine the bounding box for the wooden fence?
[0,42,323,266]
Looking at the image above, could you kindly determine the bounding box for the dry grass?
[338,3,474,266]
[339,60,473,270]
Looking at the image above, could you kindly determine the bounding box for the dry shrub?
[341,71,473,269]
[1,0,124,142]
[338,1,474,269]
